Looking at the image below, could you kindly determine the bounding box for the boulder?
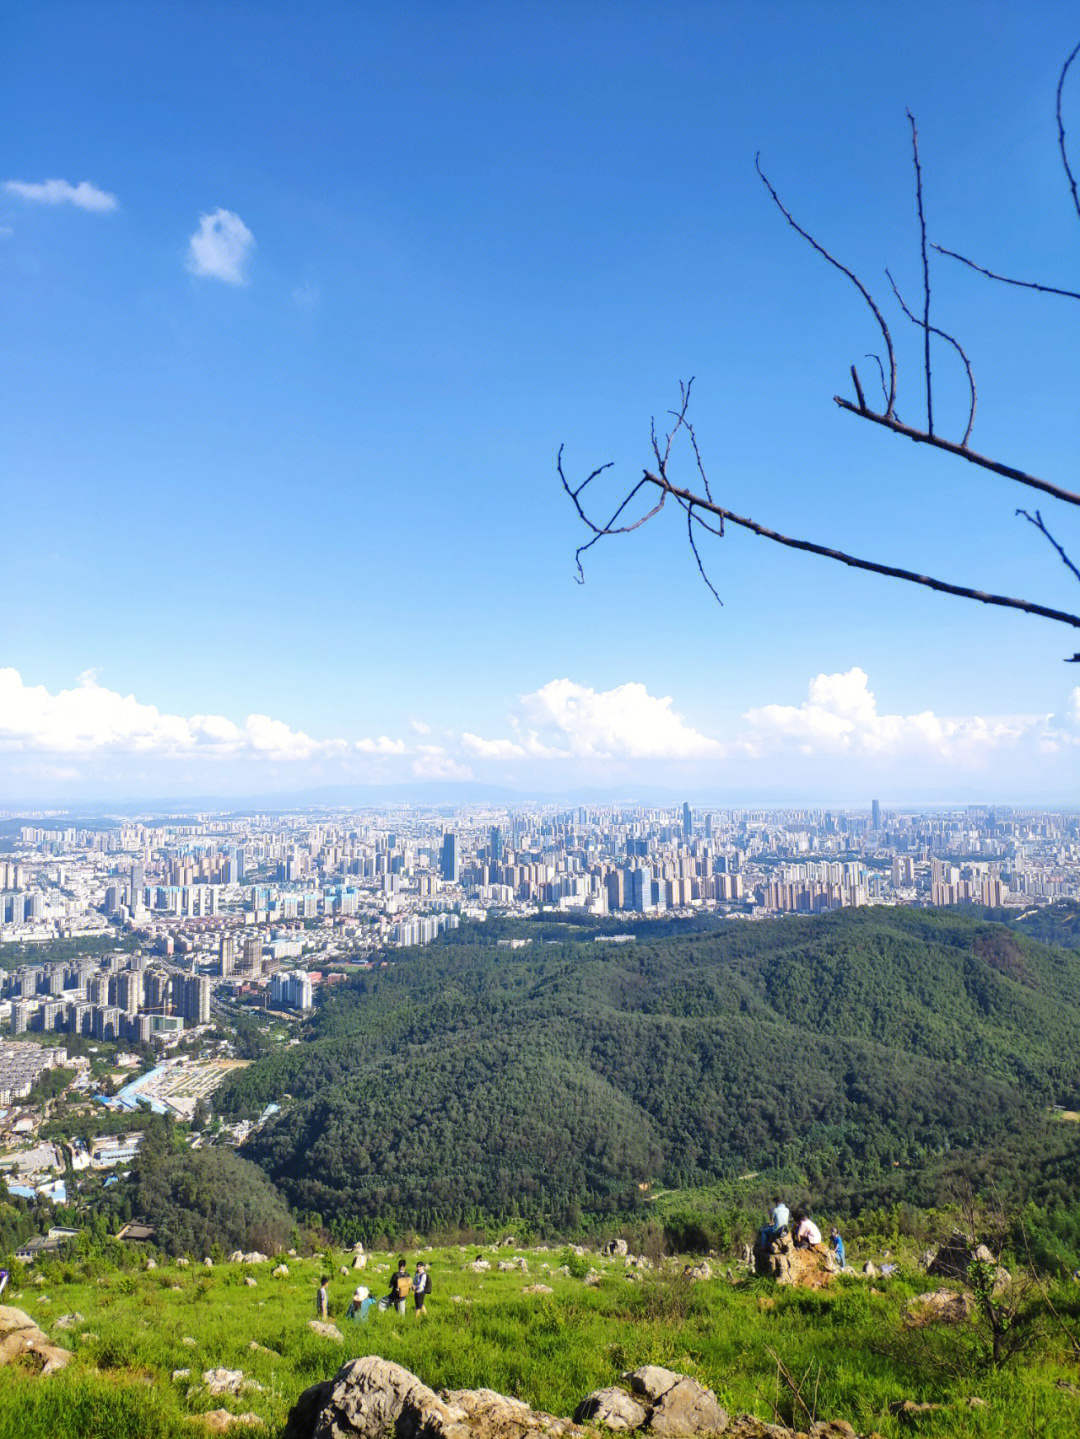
[0,1306,73,1375]
[177,1257,191,1267]
[575,1388,648,1430]
[904,1289,975,1326]
[245,1276,258,1287]
[522,1284,553,1296]
[682,1262,711,1282]
[204,1257,214,1268]
[353,1253,368,1270]
[308,1320,344,1341]
[283,1355,588,1439]
[604,1239,630,1258]
[228,1251,246,1264]
[621,1367,728,1436]
[54,1312,84,1330]
[273,1264,290,1277]
[245,1252,268,1265]
[201,1366,264,1397]
[753,1234,836,1289]
[467,1259,491,1272]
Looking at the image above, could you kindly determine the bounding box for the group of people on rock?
[317,1259,431,1323]
[760,1196,845,1268]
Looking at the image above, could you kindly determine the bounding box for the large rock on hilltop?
[622,1367,728,1436]
[753,1234,837,1289]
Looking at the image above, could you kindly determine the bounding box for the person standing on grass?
[829,1227,846,1269]
[392,1259,412,1315]
[413,1260,430,1318]
[316,1275,330,1319]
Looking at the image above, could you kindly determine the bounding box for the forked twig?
[1016,509,1080,586]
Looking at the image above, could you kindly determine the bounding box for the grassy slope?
[1,1243,1079,1439]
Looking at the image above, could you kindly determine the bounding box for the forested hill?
[220,908,1080,1234]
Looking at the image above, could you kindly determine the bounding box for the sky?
[2,1,1079,805]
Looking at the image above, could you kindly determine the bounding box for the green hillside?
[220,909,1080,1233]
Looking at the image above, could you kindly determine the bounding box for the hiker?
[390,1259,412,1315]
[794,1211,822,1249]
[346,1285,374,1322]
[829,1227,846,1269]
[316,1276,330,1319]
[760,1196,790,1247]
[413,1260,431,1318]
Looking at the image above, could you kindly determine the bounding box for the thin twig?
[833,398,1080,507]
[755,154,897,415]
[1016,508,1080,585]
[1057,41,1080,221]
[909,112,933,435]
[865,354,893,415]
[930,245,1080,302]
[886,269,977,445]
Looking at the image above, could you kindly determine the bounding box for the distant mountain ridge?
[220,907,1080,1233]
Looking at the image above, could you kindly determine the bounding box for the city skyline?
[4,4,1079,805]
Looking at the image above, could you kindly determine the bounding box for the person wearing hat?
[346,1284,374,1323]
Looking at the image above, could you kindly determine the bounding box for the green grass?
[1,1245,1078,1438]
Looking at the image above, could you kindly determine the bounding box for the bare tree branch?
[1017,508,1080,586]
[755,154,897,416]
[886,269,977,445]
[908,112,934,435]
[833,397,1080,507]
[930,244,1080,302]
[1058,40,1080,221]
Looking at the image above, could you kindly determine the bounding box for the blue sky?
[2,1,1079,803]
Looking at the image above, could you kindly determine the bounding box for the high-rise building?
[629,866,654,913]
[116,970,142,1018]
[178,974,211,1026]
[871,799,881,829]
[219,933,236,977]
[490,827,503,864]
[441,832,459,883]
[682,802,693,839]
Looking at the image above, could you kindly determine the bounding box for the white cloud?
[461,733,527,760]
[0,668,344,762]
[741,668,1031,765]
[409,719,432,735]
[512,678,723,760]
[186,208,255,284]
[355,736,408,754]
[4,178,117,212]
[411,746,473,781]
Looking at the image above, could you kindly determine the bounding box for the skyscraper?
[871,799,881,829]
[490,826,503,865]
[441,832,459,883]
[682,802,693,839]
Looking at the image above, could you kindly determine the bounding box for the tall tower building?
[441,832,459,883]
[682,802,693,839]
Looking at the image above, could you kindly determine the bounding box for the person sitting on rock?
[760,1196,790,1248]
[793,1211,822,1249]
[346,1285,374,1322]
[829,1227,846,1269]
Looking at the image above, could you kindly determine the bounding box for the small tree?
[561,42,1080,657]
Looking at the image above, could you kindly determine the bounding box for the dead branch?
[558,387,1080,656]
[886,269,976,446]
[1017,508,1080,586]
[833,397,1080,508]
[755,153,897,415]
[1058,41,1080,221]
[929,245,1080,302]
[908,112,934,435]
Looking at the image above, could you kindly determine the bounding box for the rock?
[584,1269,602,1286]
[307,1320,344,1341]
[904,1290,975,1327]
[202,1366,264,1396]
[146,1258,157,1269]
[80,1331,99,1342]
[498,1261,517,1272]
[283,1355,588,1439]
[861,1262,877,1278]
[273,1264,290,1277]
[54,1312,84,1330]
[245,1276,258,1287]
[173,1368,191,1380]
[621,1367,728,1436]
[467,1259,491,1272]
[204,1257,214,1268]
[244,1252,268,1264]
[574,1387,648,1430]
[177,1256,191,1266]
[250,1341,279,1356]
[517,1258,529,1271]
[500,1237,518,1247]
[603,1239,630,1258]
[353,1253,368,1270]
[522,1284,553,1295]
[196,1410,265,1432]
[229,1251,245,1263]
[340,1266,350,1276]
[682,1262,711,1282]
[183,1336,197,1346]
[753,1233,836,1289]
[0,1306,74,1375]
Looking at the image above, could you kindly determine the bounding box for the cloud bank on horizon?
[1,665,1077,801]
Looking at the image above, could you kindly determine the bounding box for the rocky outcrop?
[196,1410,265,1432]
[926,1234,1010,1293]
[0,1306,73,1375]
[284,1357,877,1439]
[753,1234,836,1289]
